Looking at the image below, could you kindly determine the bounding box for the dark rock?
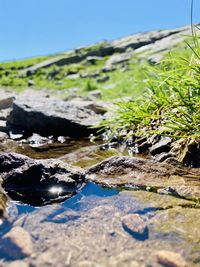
[0,226,33,260]
[149,137,172,156]
[47,70,60,80]
[97,76,109,83]
[0,152,85,206]
[85,56,103,65]
[7,96,105,138]
[27,79,35,86]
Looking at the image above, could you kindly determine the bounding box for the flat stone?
[155,250,187,267]
[86,156,200,200]
[0,226,33,259]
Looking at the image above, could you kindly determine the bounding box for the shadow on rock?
[0,152,85,206]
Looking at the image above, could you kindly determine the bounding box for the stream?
[0,138,200,267]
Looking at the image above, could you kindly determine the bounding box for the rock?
[88,90,102,99]
[86,156,200,200]
[150,137,172,156]
[121,214,148,240]
[28,79,35,86]
[0,108,12,121]
[97,76,109,83]
[0,97,15,110]
[105,53,131,67]
[85,56,103,65]
[0,152,85,205]
[23,133,53,148]
[80,71,100,79]
[155,250,187,267]
[0,132,8,142]
[112,27,188,53]
[7,96,105,138]
[0,120,7,132]
[0,226,33,259]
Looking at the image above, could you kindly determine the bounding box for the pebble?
[155,250,187,267]
[121,214,148,240]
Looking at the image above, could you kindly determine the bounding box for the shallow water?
[0,140,200,266]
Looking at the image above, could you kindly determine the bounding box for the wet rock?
[86,156,200,200]
[149,137,172,156]
[155,250,187,267]
[121,214,148,240]
[0,226,33,259]
[7,96,106,138]
[0,152,85,205]
[22,133,53,148]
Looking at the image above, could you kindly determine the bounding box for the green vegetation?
[101,34,200,140]
[1,32,200,142]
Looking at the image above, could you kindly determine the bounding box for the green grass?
[100,34,200,140]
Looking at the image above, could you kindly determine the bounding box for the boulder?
[7,96,106,137]
[0,152,85,205]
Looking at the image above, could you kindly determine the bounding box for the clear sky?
[0,0,199,62]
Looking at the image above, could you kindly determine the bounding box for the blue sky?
[0,0,199,62]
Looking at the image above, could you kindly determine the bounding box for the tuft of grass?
[100,32,200,140]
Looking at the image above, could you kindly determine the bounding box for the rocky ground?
[0,24,200,267]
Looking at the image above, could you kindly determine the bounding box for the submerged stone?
[0,226,33,260]
[154,250,187,267]
[121,214,148,241]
